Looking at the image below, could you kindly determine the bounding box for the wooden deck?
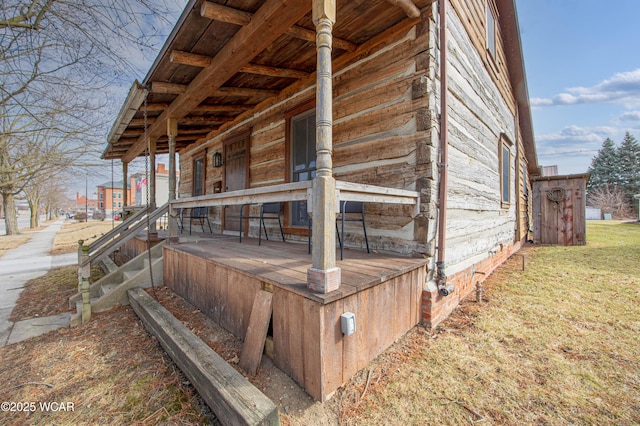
[167,234,426,304]
[162,234,428,401]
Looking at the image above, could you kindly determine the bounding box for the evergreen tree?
[587,138,620,192]
[617,132,640,208]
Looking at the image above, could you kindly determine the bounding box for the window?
[99,192,103,199]
[118,202,121,208]
[290,109,316,226]
[500,138,511,206]
[486,1,497,58]
[99,202,103,209]
[193,156,205,197]
[118,192,121,198]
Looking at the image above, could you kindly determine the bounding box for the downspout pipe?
[436,0,452,297]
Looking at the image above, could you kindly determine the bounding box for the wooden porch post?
[167,118,179,242]
[122,161,128,210]
[307,0,340,293]
[149,139,157,236]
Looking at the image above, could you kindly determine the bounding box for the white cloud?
[617,111,640,125]
[531,69,640,108]
[535,125,617,159]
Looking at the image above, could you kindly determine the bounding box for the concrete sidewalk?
[0,220,77,347]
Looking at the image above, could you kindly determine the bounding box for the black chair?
[239,202,285,245]
[179,207,212,235]
[307,201,370,260]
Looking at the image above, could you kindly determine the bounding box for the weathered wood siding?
[532,176,588,246]
[439,1,519,276]
[178,15,434,257]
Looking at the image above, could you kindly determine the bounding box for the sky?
[515,0,640,175]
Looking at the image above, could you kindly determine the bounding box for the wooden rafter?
[200,0,357,52]
[170,50,212,67]
[214,87,280,98]
[179,116,236,124]
[129,118,157,127]
[150,81,187,95]
[384,0,421,18]
[195,104,253,112]
[170,50,309,79]
[241,63,309,79]
[145,103,170,111]
[122,0,311,163]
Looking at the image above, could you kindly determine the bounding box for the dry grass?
[0,234,31,258]
[0,306,214,425]
[336,221,640,425]
[50,221,116,255]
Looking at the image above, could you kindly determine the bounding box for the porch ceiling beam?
[195,104,253,112]
[214,87,280,98]
[200,1,251,25]
[150,81,187,95]
[200,0,356,52]
[179,116,235,124]
[129,118,157,126]
[240,63,309,79]
[384,0,421,18]
[146,103,170,111]
[171,50,310,79]
[122,0,311,163]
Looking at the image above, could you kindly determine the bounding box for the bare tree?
[588,183,633,220]
[0,0,183,234]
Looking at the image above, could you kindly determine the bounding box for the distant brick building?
[96,181,132,217]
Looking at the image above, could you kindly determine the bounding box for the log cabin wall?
[178,8,436,258]
[441,0,519,276]
[422,0,530,327]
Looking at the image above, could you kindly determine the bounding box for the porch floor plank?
[167,234,427,304]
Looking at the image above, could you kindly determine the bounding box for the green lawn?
[343,221,640,425]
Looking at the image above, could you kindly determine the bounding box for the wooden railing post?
[81,244,91,324]
[77,239,84,293]
[307,0,341,294]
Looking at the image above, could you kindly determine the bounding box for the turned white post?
[167,118,179,242]
[307,0,340,293]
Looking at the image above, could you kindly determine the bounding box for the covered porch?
[102,0,432,402]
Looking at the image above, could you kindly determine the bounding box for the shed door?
[224,137,248,232]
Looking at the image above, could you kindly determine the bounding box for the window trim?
[500,134,513,208]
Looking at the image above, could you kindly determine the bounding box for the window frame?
[499,134,513,208]
[486,0,498,60]
[192,153,206,197]
[284,99,316,231]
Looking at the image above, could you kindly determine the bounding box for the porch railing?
[170,180,419,218]
[79,202,169,268]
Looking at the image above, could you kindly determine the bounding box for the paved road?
[0,220,76,346]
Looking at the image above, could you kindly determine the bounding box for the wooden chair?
[307,200,370,260]
[179,207,212,235]
[239,202,285,245]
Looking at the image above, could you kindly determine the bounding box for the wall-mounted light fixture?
[213,151,223,168]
